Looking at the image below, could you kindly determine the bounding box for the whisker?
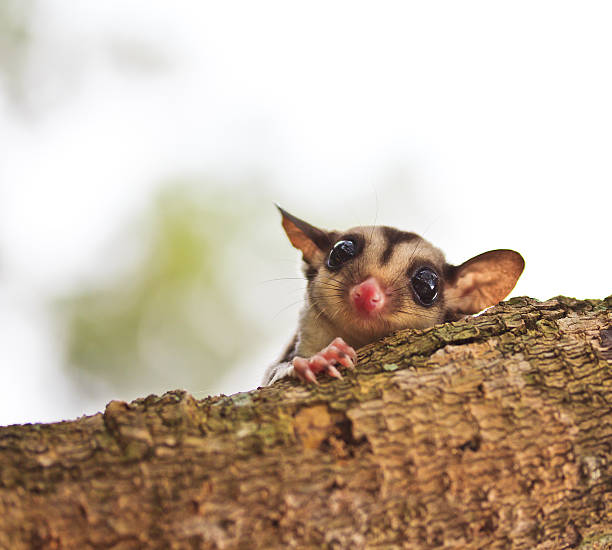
[369,187,379,242]
[316,281,346,290]
[273,299,307,319]
[258,277,308,284]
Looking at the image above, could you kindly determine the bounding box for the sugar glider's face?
[278,206,524,345]
[306,225,449,342]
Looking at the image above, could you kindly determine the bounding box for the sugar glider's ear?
[445,250,524,316]
[276,205,333,264]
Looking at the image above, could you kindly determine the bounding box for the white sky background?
[0,1,610,425]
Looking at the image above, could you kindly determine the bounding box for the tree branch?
[1,296,611,549]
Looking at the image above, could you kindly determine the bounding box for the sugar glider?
[263,206,524,385]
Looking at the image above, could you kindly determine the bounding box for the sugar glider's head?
[278,206,524,345]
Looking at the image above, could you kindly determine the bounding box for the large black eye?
[327,240,356,270]
[411,267,439,306]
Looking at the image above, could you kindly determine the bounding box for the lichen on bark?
[0,295,611,549]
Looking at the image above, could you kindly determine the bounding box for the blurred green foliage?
[59,183,267,395]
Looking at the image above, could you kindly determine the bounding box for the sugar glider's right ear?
[444,249,525,316]
[276,205,332,264]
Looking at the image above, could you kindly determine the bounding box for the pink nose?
[350,277,385,314]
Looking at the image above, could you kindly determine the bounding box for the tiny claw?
[292,357,319,384]
[303,368,319,385]
[322,345,354,369]
[335,352,355,369]
[331,337,357,363]
[326,365,343,379]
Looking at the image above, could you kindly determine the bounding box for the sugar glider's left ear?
[445,250,524,316]
[276,205,333,264]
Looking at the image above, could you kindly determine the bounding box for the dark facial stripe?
[443,262,458,285]
[380,226,419,265]
[305,266,318,281]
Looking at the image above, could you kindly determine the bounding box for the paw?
[291,337,357,384]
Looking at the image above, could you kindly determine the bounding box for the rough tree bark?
[0,296,611,550]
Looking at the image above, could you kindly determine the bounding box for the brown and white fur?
[263,206,524,385]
